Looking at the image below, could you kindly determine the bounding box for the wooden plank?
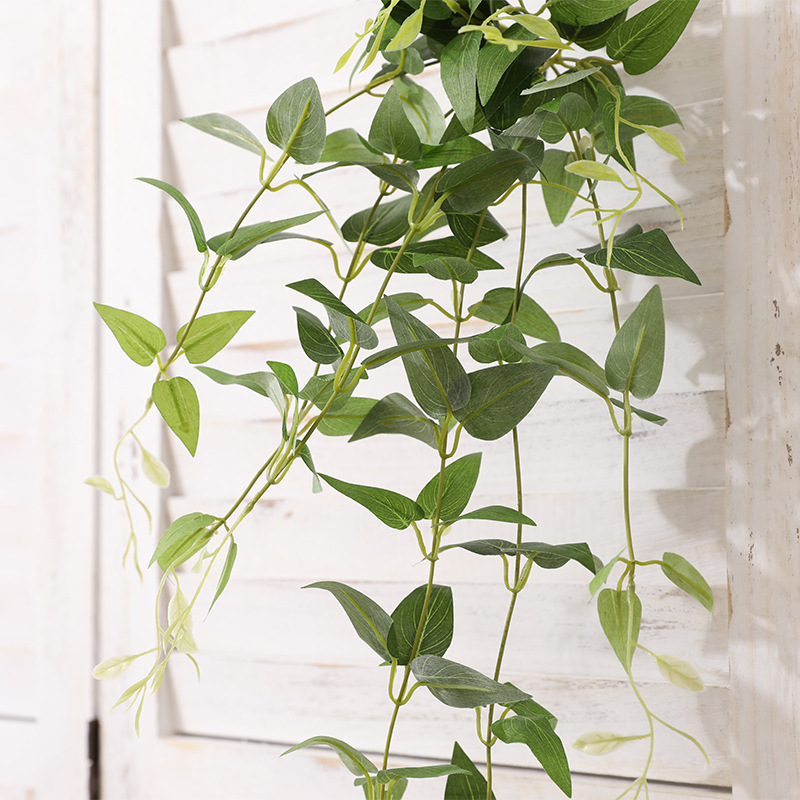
[151,735,731,800]
[166,657,729,786]
[0,718,38,797]
[723,2,800,798]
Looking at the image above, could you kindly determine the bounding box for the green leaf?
[454,363,557,441]
[443,505,536,526]
[371,238,504,274]
[519,541,597,572]
[306,581,393,661]
[589,550,623,597]
[282,736,378,778]
[416,452,481,521]
[152,377,200,456]
[415,136,490,168]
[266,77,326,164]
[640,125,686,163]
[476,30,527,106]
[491,715,572,797]
[177,310,254,364]
[469,287,560,341]
[209,541,237,612]
[386,297,471,419]
[137,177,207,252]
[440,32,481,132]
[539,149,584,225]
[609,397,667,426]
[517,341,609,396]
[84,475,116,496]
[661,552,714,614]
[317,397,378,437]
[182,112,265,157]
[319,473,424,530]
[209,211,324,259]
[150,512,217,571]
[607,0,700,75]
[468,324,526,364]
[439,150,531,214]
[585,229,700,284]
[413,254,478,284]
[522,66,602,95]
[342,195,413,247]
[551,11,628,50]
[266,360,299,397]
[361,293,429,325]
[297,443,322,494]
[366,163,419,192]
[319,128,385,163]
[387,584,454,665]
[377,765,468,782]
[394,76,446,146]
[651,652,705,691]
[299,374,352,411]
[411,655,531,708]
[94,303,166,367]
[444,208,507,249]
[195,366,284,415]
[444,742,495,800]
[573,731,649,755]
[350,393,438,449]
[597,587,642,671]
[288,278,378,349]
[141,447,170,488]
[538,94,595,143]
[504,696,558,729]
[294,307,343,365]
[386,4,425,51]
[548,0,636,26]
[564,159,625,183]
[369,85,422,161]
[604,285,665,400]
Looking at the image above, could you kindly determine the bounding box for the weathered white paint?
[724,1,800,797]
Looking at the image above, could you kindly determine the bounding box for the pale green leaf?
[177,310,254,364]
[573,731,648,755]
[181,113,266,157]
[652,652,705,692]
[151,377,201,456]
[94,303,166,367]
[640,124,686,163]
[141,448,170,488]
[85,475,116,496]
[564,159,625,183]
[661,551,714,614]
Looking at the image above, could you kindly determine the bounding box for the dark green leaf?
[440,31,481,132]
[537,93,594,143]
[609,397,668,425]
[209,541,237,612]
[552,9,629,51]
[282,736,378,777]
[597,587,642,671]
[454,363,557,441]
[266,77,326,164]
[366,163,419,192]
[350,393,438,449]
[661,552,714,614]
[387,584,454,665]
[476,31,527,106]
[362,292,429,325]
[578,223,643,256]
[515,341,609,396]
[137,178,207,252]
[150,512,216,571]
[181,112,266,157]
[416,452,481,521]
[369,85,422,160]
[548,0,636,26]
[317,397,378,436]
[444,505,536,526]
[294,307,343,365]
[607,0,700,75]
[413,254,478,284]
[622,95,682,130]
[585,228,700,284]
[604,285,665,399]
[288,278,378,349]
[469,287,560,341]
[362,336,469,370]
[491,716,572,797]
[518,541,597,573]
[94,303,166,367]
[439,150,531,214]
[177,310,254,364]
[342,195,413,247]
[414,136,490,168]
[522,66,602,95]
[440,538,518,557]
[539,149,583,225]
[306,581,393,660]
[299,374,351,411]
[319,473,424,530]
[383,44,425,75]
[297,444,322,493]
[394,75,446,145]
[468,324,526,364]
[319,128,384,163]
[152,377,200,456]
[196,366,284,413]
[411,655,531,708]
[445,742,495,800]
[504,696,558,729]
[371,238,503,274]
[209,211,324,259]
[445,208,507,248]
[377,765,468,782]
[386,297,471,418]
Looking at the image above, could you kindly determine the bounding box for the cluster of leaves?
[89,0,714,797]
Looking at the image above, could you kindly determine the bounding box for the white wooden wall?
[4,0,799,798]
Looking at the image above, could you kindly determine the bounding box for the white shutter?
[97,2,732,798]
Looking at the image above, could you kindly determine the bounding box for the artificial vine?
[91,1,714,797]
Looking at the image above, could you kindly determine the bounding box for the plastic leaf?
[85,475,116,496]
[167,587,198,654]
[92,655,139,680]
[416,452,481,521]
[266,77,326,164]
[141,448,170,488]
[640,124,686,163]
[282,736,378,778]
[444,742,495,800]
[573,731,648,755]
[387,584,453,665]
[368,85,422,161]
[564,159,625,183]
[94,303,166,367]
[181,112,266,157]
[151,377,201,456]
[350,392,438,449]
[294,307,343,365]
[209,211,323,259]
[661,551,714,614]
[440,32,482,133]
[137,177,207,252]
[209,540,238,613]
[597,587,641,671]
[177,310,254,364]
[150,512,216,571]
[652,652,705,692]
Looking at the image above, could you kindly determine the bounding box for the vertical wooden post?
[724,2,800,796]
